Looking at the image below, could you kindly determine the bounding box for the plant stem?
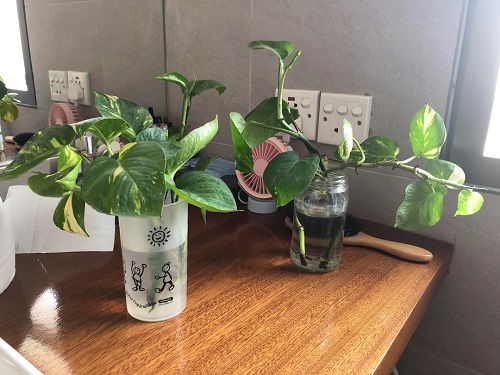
[352,138,365,164]
[276,61,287,125]
[105,141,113,156]
[179,94,190,140]
[330,159,486,191]
[294,212,307,266]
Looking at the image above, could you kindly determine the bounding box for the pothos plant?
[0,73,236,235]
[230,40,485,234]
[0,76,19,124]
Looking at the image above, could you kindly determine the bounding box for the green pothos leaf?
[0,125,76,180]
[229,112,254,173]
[189,80,226,97]
[81,142,167,216]
[395,181,444,230]
[455,190,483,216]
[165,171,236,212]
[248,40,294,60]
[156,72,190,93]
[263,151,320,207]
[164,117,218,177]
[245,97,298,139]
[349,136,400,163]
[136,127,168,142]
[53,190,88,236]
[0,100,19,123]
[94,92,152,141]
[425,159,465,194]
[409,104,446,159]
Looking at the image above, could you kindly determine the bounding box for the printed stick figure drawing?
[155,262,175,293]
[131,261,147,291]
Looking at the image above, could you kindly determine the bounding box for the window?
[483,66,500,159]
[0,0,36,106]
[448,0,500,189]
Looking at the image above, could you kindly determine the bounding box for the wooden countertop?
[0,207,452,375]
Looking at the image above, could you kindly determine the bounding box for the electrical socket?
[277,89,320,141]
[317,92,372,145]
[68,71,91,106]
[48,70,68,102]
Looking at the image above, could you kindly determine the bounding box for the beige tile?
[250,0,465,155]
[164,0,252,145]
[98,0,166,113]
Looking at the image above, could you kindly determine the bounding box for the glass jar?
[290,172,349,272]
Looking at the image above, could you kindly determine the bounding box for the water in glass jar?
[290,211,346,272]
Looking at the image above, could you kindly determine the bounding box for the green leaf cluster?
[0,78,236,235]
[0,78,19,124]
[230,40,485,233]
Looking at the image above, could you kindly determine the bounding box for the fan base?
[247,196,277,214]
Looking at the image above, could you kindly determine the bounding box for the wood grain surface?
[0,207,453,375]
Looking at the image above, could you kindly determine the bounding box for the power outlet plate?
[48,70,68,102]
[317,92,372,145]
[68,71,91,106]
[277,89,320,141]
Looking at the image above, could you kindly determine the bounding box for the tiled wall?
[9,0,166,136]
[165,1,500,375]
[7,0,500,374]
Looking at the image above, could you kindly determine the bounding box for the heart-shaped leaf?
[53,191,88,236]
[95,92,152,141]
[0,101,19,123]
[229,112,254,173]
[135,128,180,162]
[71,117,102,137]
[164,117,218,177]
[263,151,320,206]
[136,127,168,142]
[28,147,82,197]
[156,72,190,93]
[81,142,166,216]
[0,125,76,180]
[425,159,465,194]
[395,181,444,230]
[409,104,446,159]
[86,118,131,145]
[189,80,226,97]
[245,97,298,138]
[248,40,294,60]
[350,136,400,163]
[28,164,80,197]
[336,119,354,161]
[165,171,236,212]
[455,190,483,216]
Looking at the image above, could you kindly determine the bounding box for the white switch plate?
[277,89,320,141]
[317,92,372,145]
[48,70,68,102]
[68,71,91,106]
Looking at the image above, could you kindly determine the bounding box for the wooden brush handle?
[344,232,433,262]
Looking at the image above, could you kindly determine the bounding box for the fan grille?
[236,137,287,199]
[48,103,81,126]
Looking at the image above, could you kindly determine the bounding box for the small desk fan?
[236,137,287,214]
[48,103,81,125]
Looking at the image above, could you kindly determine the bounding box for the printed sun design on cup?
[147,226,171,246]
